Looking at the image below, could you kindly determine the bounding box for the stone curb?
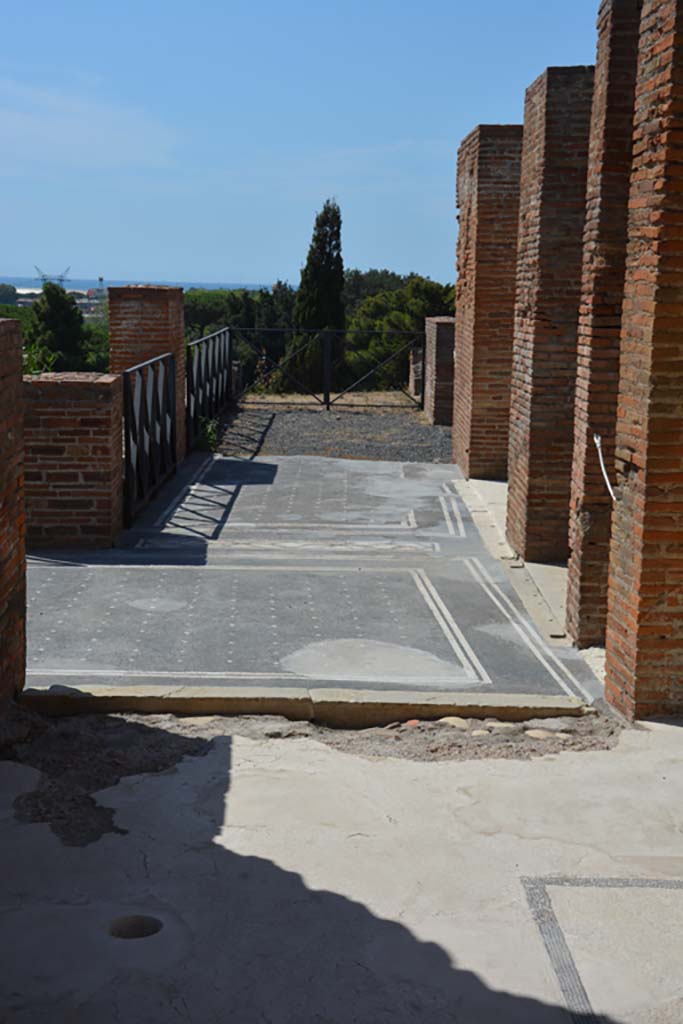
[20,685,586,728]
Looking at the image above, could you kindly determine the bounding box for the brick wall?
[109,286,186,461]
[24,374,123,547]
[453,125,523,479]
[567,0,642,647]
[605,0,683,719]
[506,67,595,562]
[424,317,455,426]
[0,320,26,708]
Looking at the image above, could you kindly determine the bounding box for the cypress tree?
[294,199,345,331]
[288,199,345,391]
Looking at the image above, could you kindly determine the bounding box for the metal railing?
[230,327,426,410]
[122,352,177,527]
[186,327,232,449]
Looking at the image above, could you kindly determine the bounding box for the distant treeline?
[184,268,453,392]
[3,200,453,387]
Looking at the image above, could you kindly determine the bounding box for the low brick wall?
[0,320,26,707]
[24,373,123,547]
[424,317,455,426]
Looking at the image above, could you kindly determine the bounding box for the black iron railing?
[122,352,177,527]
[230,327,426,410]
[186,328,233,449]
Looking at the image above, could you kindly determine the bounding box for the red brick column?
[424,317,455,426]
[453,125,523,479]
[108,285,186,461]
[24,374,123,547]
[605,0,683,719]
[506,67,595,562]
[567,0,642,647]
[0,320,26,708]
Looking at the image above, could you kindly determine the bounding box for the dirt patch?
[151,708,624,762]
[2,705,625,845]
[1,707,211,846]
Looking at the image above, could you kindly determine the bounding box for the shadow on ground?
[2,711,616,1023]
[217,405,275,459]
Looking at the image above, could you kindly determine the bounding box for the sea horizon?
[1,275,271,293]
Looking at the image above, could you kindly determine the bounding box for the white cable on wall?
[593,433,616,502]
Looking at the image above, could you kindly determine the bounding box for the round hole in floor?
[108,915,163,940]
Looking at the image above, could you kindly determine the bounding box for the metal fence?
[186,328,232,449]
[122,352,177,527]
[229,327,426,410]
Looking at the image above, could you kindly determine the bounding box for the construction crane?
[34,265,71,287]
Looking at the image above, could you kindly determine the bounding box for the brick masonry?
[605,0,683,718]
[0,320,26,708]
[24,374,123,548]
[109,286,186,461]
[424,317,455,426]
[506,67,595,562]
[567,0,642,647]
[453,125,523,479]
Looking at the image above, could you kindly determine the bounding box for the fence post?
[323,332,332,410]
[227,329,234,402]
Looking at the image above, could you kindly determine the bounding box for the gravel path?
[217,397,452,462]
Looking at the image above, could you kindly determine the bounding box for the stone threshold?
[20,685,587,728]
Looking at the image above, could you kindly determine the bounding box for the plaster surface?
[2,717,682,1022]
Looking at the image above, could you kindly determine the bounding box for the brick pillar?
[424,316,455,425]
[0,320,26,708]
[108,286,186,461]
[605,0,683,719]
[506,67,595,562]
[567,0,642,647]
[453,125,523,479]
[24,374,123,547]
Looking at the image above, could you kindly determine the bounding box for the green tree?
[0,303,55,373]
[185,287,259,383]
[343,268,410,319]
[294,199,345,331]
[287,199,345,391]
[183,283,298,393]
[25,282,90,371]
[345,276,454,390]
[0,283,17,305]
[83,299,110,371]
[0,303,35,333]
[23,338,57,375]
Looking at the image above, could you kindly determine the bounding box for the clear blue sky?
[1,0,599,286]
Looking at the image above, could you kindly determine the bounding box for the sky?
[1,0,600,287]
